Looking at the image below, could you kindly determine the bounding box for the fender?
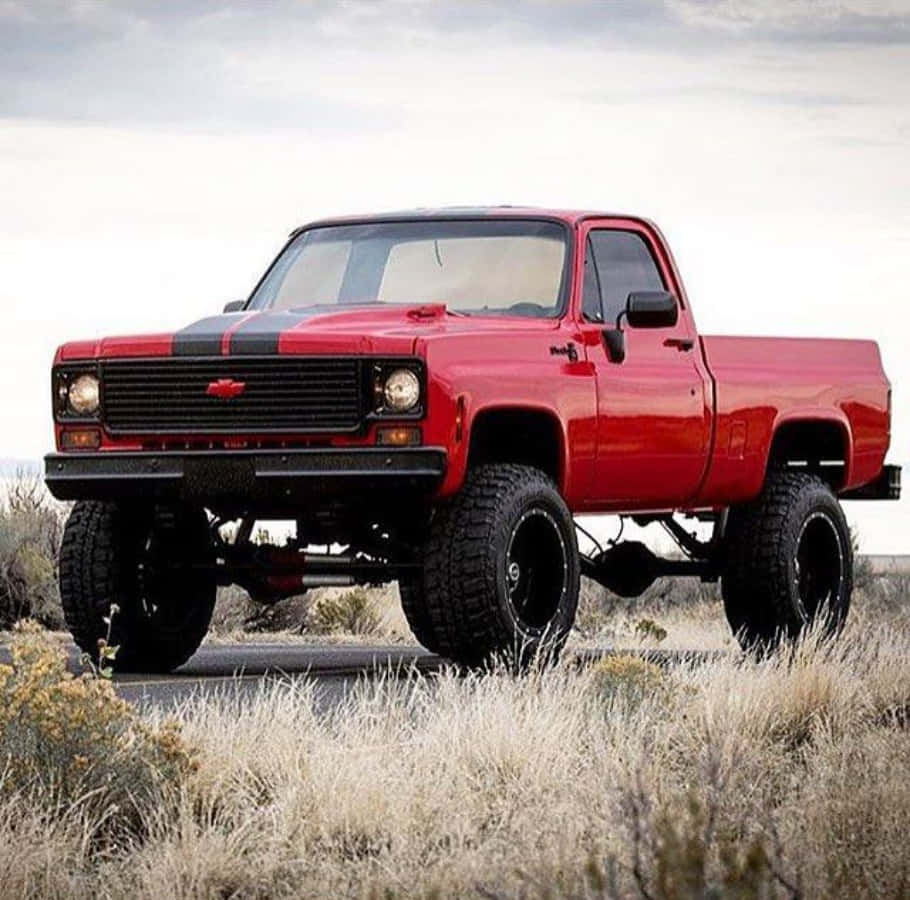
[440,399,573,500]
[767,407,853,488]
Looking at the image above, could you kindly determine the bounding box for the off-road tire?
[722,470,852,650]
[407,464,580,667]
[398,575,441,653]
[59,501,216,673]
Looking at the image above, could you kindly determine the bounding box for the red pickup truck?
[45,208,900,671]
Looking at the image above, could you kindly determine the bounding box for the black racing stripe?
[228,310,324,355]
[172,314,238,356]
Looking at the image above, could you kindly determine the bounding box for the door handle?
[664,338,694,352]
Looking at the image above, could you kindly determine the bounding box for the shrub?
[587,789,776,900]
[860,572,910,620]
[635,618,668,643]
[575,575,719,639]
[0,474,65,629]
[590,653,666,705]
[0,621,195,833]
[306,588,382,636]
[851,527,875,594]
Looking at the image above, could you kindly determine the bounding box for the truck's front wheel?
[722,470,852,650]
[60,501,216,673]
[406,464,580,667]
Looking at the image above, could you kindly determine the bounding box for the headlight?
[68,374,100,415]
[382,369,420,412]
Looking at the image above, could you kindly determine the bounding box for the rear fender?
[767,410,853,489]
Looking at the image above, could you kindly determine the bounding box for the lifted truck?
[45,208,901,671]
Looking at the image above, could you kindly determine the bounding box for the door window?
[587,230,667,323]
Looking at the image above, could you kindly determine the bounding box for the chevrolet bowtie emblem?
[206,378,246,400]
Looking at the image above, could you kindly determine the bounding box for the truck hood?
[56,303,556,362]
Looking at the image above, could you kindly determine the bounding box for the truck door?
[579,222,711,509]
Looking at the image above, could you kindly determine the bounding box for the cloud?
[0,1,402,133]
[668,0,910,43]
[2,0,908,133]
[0,1,674,134]
[578,83,872,110]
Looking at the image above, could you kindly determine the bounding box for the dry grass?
[4,474,910,895]
[2,612,910,897]
[208,583,414,645]
[207,574,909,659]
[209,577,731,649]
[572,572,910,654]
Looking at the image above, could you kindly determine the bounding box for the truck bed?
[695,336,891,507]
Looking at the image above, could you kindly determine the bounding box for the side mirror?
[223,300,246,313]
[626,291,678,329]
[602,329,626,364]
[601,290,679,363]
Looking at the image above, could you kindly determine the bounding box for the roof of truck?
[292,206,653,234]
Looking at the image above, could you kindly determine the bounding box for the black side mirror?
[223,300,246,313]
[626,291,678,329]
[602,329,626,364]
[601,290,678,363]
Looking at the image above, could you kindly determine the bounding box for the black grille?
[101,357,364,434]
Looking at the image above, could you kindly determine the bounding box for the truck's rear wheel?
[406,464,580,667]
[722,470,852,650]
[60,501,216,673]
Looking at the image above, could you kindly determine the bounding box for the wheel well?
[467,408,563,484]
[768,420,848,488]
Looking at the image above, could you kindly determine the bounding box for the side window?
[581,239,603,322]
[588,230,666,324]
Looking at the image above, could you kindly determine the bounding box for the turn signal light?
[376,426,422,447]
[60,428,101,451]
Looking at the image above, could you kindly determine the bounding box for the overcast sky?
[1,0,907,548]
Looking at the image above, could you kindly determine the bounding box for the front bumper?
[45,447,447,506]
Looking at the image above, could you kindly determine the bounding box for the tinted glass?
[588,231,666,323]
[581,239,603,322]
[250,220,569,318]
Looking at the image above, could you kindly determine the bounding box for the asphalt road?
[121,644,444,710]
[0,642,441,711]
[0,642,719,712]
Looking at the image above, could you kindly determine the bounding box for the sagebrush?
[0,622,194,836]
[0,474,66,629]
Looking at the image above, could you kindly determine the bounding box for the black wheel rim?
[135,517,210,628]
[794,511,844,623]
[505,508,567,632]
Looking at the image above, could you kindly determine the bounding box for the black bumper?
[45,448,447,506]
[840,464,902,501]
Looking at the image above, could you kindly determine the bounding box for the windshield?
[248,219,569,318]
